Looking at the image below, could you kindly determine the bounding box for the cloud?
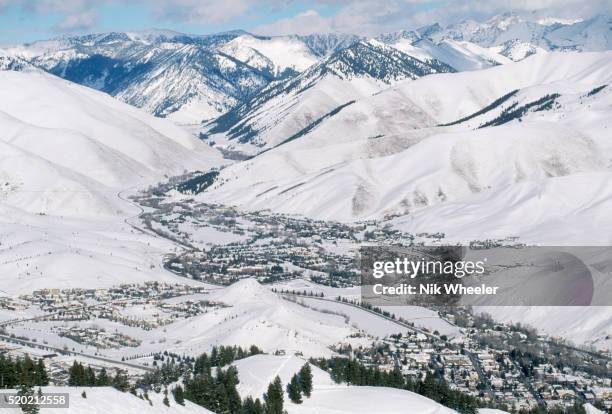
[255,0,611,36]
[254,9,335,35]
[147,0,252,24]
[1,0,609,39]
[54,10,97,31]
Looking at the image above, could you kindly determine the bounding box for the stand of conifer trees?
[67,361,129,391]
[0,354,48,388]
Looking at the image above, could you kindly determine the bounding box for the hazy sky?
[0,0,609,44]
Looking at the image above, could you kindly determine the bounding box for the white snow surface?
[475,306,612,351]
[220,34,318,75]
[0,386,214,414]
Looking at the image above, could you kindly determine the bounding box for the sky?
[0,0,609,45]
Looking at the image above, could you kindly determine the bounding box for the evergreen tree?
[242,396,265,414]
[35,359,49,386]
[86,366,96,386]
[263,376,284,414]
[253,398,264,414]
[287,374,303,404]
[173,385,185,406]
[96,367,110,386]
[112,369,130,392]
[68,361,85,386]
[298,363,313,397]
[18,382,39,414]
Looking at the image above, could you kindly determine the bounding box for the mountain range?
[5,13,610,126]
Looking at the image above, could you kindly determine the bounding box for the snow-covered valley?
[1,11,611,414]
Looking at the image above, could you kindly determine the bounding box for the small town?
[326,305,612,412]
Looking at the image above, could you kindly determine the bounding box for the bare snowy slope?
[385,37,512,71]
[0,66,222,215]
[476,306,612,351]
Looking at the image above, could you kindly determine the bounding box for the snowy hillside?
[233,354,457,414]
[475,306,612,351]
[202,39,453,156]
[197,52,612,244]
[0,64,223,294]
[0,67,222,215]
[219,34,318,76]
[160,279,359,357]
[383,36,511,71]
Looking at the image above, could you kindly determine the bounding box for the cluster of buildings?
[343,314,611,412]
[54,325,141,349]
[2,283,214,333]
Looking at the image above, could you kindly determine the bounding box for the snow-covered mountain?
[385,36,512,71]
[425,13,611,52]
[165,279,356,357]
[5,31,359,124]
[196,51,612,245]
[379,13,610,71]
[5,14,610,126]
[6,31,271,124]
[0,61,223,294]
[202,39,454,156]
